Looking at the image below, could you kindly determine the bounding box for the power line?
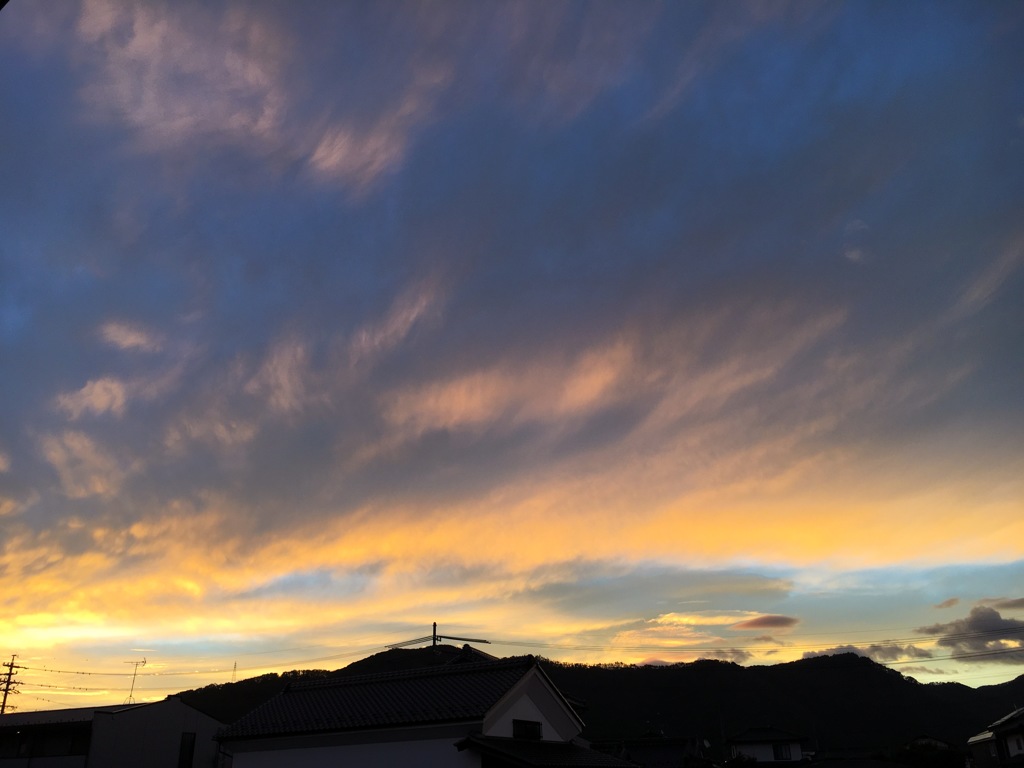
[21,693,72,707]
[24,681,108,692]
[28,666,138,677]
[15,624,1024,687]
[885,646,1024,665]
[19,632,419,679]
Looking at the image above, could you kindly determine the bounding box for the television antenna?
[387,622,490,649]
[123,658,146,704]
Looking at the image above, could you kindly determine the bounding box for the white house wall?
[1007,734,1024,758]
[483,670,581,742]
[487,693,560,740]
[88,698,222,768]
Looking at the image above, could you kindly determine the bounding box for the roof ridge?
[288,654,535,691]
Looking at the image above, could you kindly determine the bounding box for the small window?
[774,743,793,761]
[513,720,543,740]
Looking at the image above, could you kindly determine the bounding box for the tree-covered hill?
[177,647,1024,758]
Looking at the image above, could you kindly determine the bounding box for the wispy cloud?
[244,337,318,415]
[39,431,131,499]
[307,62,451,191]
[56,377,128,419]
[100,321,162,352]
[381,336,637,435]
[76,0,289,150]
[348,281,443,367]
[953,237,1024,318]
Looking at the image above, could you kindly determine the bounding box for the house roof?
[457,734,637,767]
[218,656,539,741]
[990,706,1024,730]
[0,696,222,730]
[0,704,134,727]
[970,706,1024,743]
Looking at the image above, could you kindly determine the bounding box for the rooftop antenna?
[124,658,146,704]
[387,622,491,649]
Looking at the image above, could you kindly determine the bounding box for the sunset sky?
[1,0,1023,711]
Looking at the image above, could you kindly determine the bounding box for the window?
[513,720,543,740]
[774,743,793,761]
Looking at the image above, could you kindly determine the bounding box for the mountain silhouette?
[178,648,1024,757]
[540,653,1024,753]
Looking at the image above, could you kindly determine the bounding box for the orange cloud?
[40,431,130,499]
[100,321,162,352]
[57,377,128,419]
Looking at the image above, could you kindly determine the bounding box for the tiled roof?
[990,706,1024,729]
[458,735,638,767]
[219,656,537,741]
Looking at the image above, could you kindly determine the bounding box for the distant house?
[729,727,807,763]
[0,704,99,765]
[968,707,1024,768]
[907,736,958,752]
[0,695,224,767]
[217,656,636,767]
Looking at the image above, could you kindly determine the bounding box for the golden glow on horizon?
[4,471,1021,662]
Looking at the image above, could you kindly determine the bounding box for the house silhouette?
[217,654,635,767]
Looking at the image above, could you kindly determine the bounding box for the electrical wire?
[16,624,1023,682]
[20,693,69,707]
[23,681,109,692]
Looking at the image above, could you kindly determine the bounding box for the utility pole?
[1,655,23,714]
[386,623,491,650]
